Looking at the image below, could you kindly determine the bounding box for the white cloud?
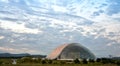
[66,0,108,20]
[0,0,9,3]
[0,47,39,54]
[0,21,42,34]
[0,36,4,39]
[47,13,120,43]
[93,22,120,42]
[106,42,116,46]
[91,13,119,23]
[0,47,16,52]
[49,18,78,29]
[21,48,39,53]
[52,5,67,12]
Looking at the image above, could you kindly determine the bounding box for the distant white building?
[12,59,17,64]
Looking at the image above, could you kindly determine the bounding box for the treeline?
[0,57,120,65]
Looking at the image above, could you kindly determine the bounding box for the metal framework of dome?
[47,43,95,60]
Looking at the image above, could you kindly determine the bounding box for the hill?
[0,53,46,58]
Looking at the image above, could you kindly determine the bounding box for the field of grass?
[0,58,119,66]
[0,63,117,66]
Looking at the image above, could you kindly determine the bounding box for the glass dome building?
[47,43,95,60]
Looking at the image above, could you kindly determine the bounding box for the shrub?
[60,61,66,64]
[41,60,46,64]
[74,58,80,64]
[48,60,53,64]
[96,58,101,62]
[21,57,33,63]
[0,60,3,64]
[116,60,120,65]
[101,58,112,64]
[82,59,88,64]
[89,59,95,63]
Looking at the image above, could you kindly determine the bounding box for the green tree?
[89,59,95,63]
[36,58,42,63]
[20,57,33,63]
[101,58,111,64]
[82,59,88,64]
[116,60,120,66]
[74,58,80,64]
[48,60,53,64]
[96,58,101,62]
[41,60,46,64]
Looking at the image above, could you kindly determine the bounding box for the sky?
[0,0,120,58]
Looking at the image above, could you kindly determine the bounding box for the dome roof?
[47,43,95,60]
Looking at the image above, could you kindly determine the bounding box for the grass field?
[0,63,117,66]
[0,58,119,66]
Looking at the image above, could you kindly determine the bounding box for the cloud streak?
[0,21,42,34]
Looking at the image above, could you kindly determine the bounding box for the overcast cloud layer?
[0,0,120,57]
